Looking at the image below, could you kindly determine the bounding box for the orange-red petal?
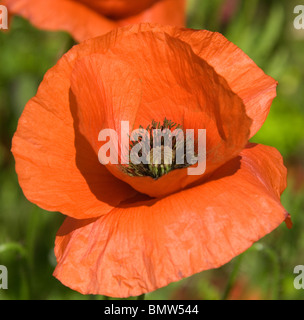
[177,30,278,138]
[118,0,186,27]
[76,0,161,19]
[4,0,118,42]
[11,39,138,220]
[53,143,288,297]
[4,0,186,42]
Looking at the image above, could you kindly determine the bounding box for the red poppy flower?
[3,0,186,41]
[12,24,290,297]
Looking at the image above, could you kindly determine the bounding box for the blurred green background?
[0,0,303,300]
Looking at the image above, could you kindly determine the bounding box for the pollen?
[121,119,196,179]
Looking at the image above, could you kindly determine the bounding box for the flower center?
[121,119,196,179]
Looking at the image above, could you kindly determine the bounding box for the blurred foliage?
[0,0,304,300]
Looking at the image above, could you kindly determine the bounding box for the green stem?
[137,294,146,300]
[0,242,28,258]
[250,244,281,300]
[222,254,244,300]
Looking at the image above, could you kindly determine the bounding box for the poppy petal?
[4,0,117,42]
[11,45,138,220]
[178,30,278,138]
[119,0,186,27]
[4,0,186,42]
[53,143,288,297]
[77,0,162,19]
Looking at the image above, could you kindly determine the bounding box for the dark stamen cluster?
[121,118,196,179]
